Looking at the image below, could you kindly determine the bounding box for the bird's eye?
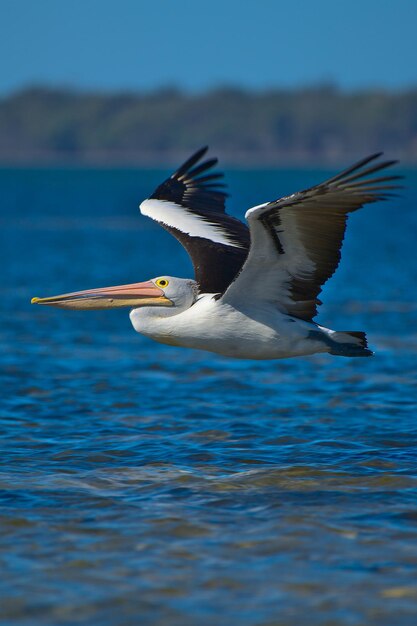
[155,278,169,288]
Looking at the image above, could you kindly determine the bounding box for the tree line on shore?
[0,85,416,165]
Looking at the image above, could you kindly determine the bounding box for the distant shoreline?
[0,150,417,171]
[1,85,416,166]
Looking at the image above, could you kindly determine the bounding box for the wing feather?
[222,154,402,321]
[140,147,249,294]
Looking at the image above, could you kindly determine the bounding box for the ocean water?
[1,166,417,626]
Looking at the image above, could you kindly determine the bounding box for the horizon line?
[2,82,417,99]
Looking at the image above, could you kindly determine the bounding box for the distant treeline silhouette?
[1,86,416,165]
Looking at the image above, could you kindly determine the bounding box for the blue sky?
[1,0,417,94]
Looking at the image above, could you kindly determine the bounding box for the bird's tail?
[328,330,373,357]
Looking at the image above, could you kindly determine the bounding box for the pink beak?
[31,280,172,310]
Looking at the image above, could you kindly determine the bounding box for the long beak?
[31,280,173,310]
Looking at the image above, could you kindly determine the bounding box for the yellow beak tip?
[31,297,40,304]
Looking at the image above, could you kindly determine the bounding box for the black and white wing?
[140,147,250,294]
[221,153,401,321]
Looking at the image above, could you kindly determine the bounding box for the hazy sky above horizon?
[1,0,417,94]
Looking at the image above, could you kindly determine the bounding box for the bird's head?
[31,276,198,315]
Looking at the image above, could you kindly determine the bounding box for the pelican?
[32,147,400,359]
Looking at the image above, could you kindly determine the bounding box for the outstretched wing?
[221,153,401,321]
[140,147,250,294]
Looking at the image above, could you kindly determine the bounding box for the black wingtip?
[150,146,228,212]
[323,153,383,185]
[322,152,401,190]
[174,146,209,178]
[187,158,219,180]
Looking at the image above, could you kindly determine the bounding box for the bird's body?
[129,285,361,359]
[32,148,400,360]
[130,292,315,359]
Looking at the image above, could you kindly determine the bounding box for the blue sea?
[1,166,417,625]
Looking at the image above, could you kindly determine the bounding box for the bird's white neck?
[129,304,191,343]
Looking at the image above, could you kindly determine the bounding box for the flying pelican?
[32,147,400,359]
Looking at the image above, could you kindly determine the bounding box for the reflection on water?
[1,167,417,625]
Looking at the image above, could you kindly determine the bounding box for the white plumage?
[129,279,328,359]
[140,199,245,248]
